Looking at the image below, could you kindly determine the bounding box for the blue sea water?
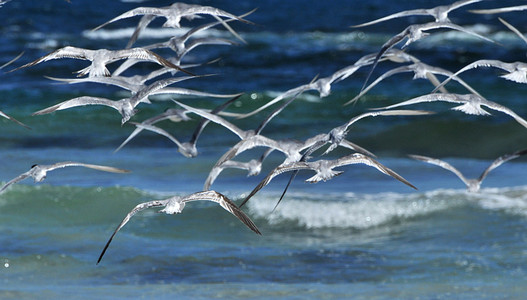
[1,0,527,299]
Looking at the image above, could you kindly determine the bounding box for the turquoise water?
[1,0,527,299]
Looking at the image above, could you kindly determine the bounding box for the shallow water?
[1,0,527,299]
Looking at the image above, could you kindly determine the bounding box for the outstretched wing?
[351,9,430,28]
[9,46,89,73]
[478,148,527,182]
[0,109,30,129]
[97,199,168,264]
[409,154,471,188]
[45,161,130,174]
[32,96,120,115]
[0,172,31,193]
[239,161,312,208]
[182,191,261,235]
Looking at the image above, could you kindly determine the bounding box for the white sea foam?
[246,186,527,229]
[247,190,463,229]
[473,186,527,216]
[82,26,230,41]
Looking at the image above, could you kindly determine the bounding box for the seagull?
[97,190,261,264]
[361,21,496,93]
[148,37,237,64]
[44,73,197,96]
[234,59,375,119]
[173,94,372,166]
[204,148,274,191]
[32,76,199,124]
[45,73,240,101]
[233,49,403,119]
[9,46,191,77]
[469,5,527,15]
[142,9,254,56]
[344,60,482,105]
[274,109,432,208]
[113,108,192,153]
[372,93,527,129]
[351,0,485,27]
[126,8,255,48]
[117,94,242,156]
[409,149,527,192]
[302,110,433,158]
[93,3,254,47]
[239,153,417,208]
[0,162,130,193]
[127,122,205,158]
[431,59,527,92]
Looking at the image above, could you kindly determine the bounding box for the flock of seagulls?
[1,1,527,263]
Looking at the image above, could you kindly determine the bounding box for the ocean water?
[1,0,527,299]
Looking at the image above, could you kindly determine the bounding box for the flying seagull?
[431,59,527,93]
[10,46,192,77]
[0,162,130,193]
[409,149,527,192]
[93,3,255,47]
[239,153,417,208]
[360,21,495,93]
[97,190,261,264]
[344,60,482,105]
[351,0,485,27]
[372,93,527,129]
[32,76,198,125]
[204,148,274,191]
[116,94,242,156]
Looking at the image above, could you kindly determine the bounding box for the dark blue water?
[1,0,527,299]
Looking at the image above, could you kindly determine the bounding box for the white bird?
[45,73,240,101]
[361,21,495,93]
[234,59,374,119]
[93,3,254,47]
[373,93,527,129]
[44,73,196,96]
[142,10,254,56]
[10,46,191,77]
[351,0,485,27]
[302,110,433,158]
[204,148,274,191]
[0,162,130,193]
[117,94,242,156]
[431,59,527,92]
[128,122,200,158]
[409,149,527,192]
[345,60,482,105]
[469,5,527,15]
[239,153,417,208]
[174,97,373,166]
[114,108,192,153]
[275,109,431,206]
[97,190,261,264]
[32,76,195,124]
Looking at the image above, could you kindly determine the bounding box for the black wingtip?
[96,234,115,265]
